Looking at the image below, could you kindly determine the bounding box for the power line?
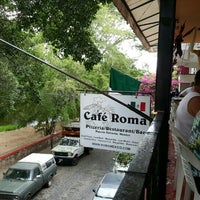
[0,39,153,122]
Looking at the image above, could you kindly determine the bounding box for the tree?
[29,40,82,135]
[0,63,19,123]
[0,0,112,70]
[138,72,182,110]
[0,3,149,133]
[89,4,145,78]
[0,34,46,125]
[90,4,139,53]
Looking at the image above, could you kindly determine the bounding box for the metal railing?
[114,111,168,200]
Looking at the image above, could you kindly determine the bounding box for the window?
[33,168,41,179]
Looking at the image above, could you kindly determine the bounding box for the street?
[33,148,116,200]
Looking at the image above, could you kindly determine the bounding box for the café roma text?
[84,111,147,125]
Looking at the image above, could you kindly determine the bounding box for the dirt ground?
[0,124,62,155]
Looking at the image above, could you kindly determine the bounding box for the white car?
[93,172,124,200]
[51,136,85,165]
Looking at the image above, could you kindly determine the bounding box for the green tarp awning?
[109,67,141,94]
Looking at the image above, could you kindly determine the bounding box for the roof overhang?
[113,0,159,52]
[113,0,200,52]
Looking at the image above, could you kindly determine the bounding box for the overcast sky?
[119,39,157,73]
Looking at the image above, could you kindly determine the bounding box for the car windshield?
[60,138,79,146]
[4,169,31,180]
[97,187,117,198]
[95,173,124,199]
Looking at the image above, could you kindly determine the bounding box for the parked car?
[0,153,57,200]
[51,136,85,165]
[92,172,124,200]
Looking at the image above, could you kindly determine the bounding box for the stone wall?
[0,132,62,170]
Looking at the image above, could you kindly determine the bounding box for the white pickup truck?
[51,122,91,165]
[51,136,86,165]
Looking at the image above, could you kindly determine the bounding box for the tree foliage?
[1,0,112,70]
[90,4,145,78]
[0,63,19,122]
[0,3,149,134]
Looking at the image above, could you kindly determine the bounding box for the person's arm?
[188,96,200,117]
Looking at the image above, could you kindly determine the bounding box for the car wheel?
[72,156,79,166]
[84,148,90,155]
[25,194,31,200]
[46,176,53,187]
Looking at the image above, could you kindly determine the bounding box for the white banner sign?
[80,93,151,153]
